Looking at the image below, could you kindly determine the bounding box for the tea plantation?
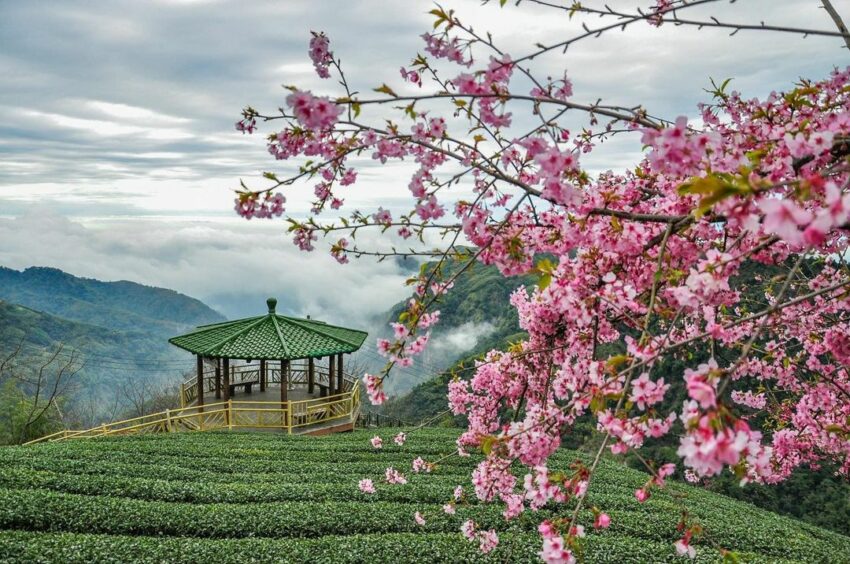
[0,429,848,563]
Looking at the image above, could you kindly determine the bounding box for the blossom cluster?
[235,12,850,561]
[309,31,333,79]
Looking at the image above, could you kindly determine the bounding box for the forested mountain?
[0,301,169,362]
[379,258,533,396]
[0,267,223,339]
[0,266,226,430]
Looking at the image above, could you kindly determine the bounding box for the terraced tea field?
[0,429,847,562]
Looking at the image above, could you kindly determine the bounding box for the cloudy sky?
[0,0,846,331]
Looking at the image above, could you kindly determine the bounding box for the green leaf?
[481,435,496,455]
[374,84,398,98]
[678,173,751,218]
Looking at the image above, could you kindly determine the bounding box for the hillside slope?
[0,267,226,425]
[0,266,224,340]
[0,300,194,430]
[0,301,170,363]
[0,430,847,563]
[381,258,534,396]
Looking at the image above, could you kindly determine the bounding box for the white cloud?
[0,0,846,340]
[86,101,190,125]
[429,321,497,359]
[0,211,412,328]
[2,0,843,217]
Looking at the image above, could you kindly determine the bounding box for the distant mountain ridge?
[0,266,224,339]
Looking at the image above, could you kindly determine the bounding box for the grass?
[0,429,847,563]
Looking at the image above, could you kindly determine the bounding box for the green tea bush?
[0,429,846,562]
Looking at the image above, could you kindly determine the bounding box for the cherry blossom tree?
[235,1,850,560]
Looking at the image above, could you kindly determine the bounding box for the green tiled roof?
[168,298,368,360]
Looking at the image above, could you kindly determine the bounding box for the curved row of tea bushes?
[0,429,847,562]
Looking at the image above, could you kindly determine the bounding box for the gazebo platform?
[169,297,368,436]
[24,298,368,444]
[176,358,361,435]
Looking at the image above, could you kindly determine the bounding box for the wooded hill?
[0,266,225,430]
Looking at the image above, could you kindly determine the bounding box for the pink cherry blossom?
[684,359,719,410]
[236,10,850,556]
[594,513,611,529]
[285,90,343,131]
[385,467,408,485]
[363,374,387,405]
[759,197,814,246]
[478,529,499,554]
[308,31,333,79]
[538,536,576,564]
[674,534,697,559]
[460,519,476,541]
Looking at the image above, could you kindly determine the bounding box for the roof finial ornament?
[267,297,277,313]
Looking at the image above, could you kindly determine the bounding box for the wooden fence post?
[227,399,233,430]
[287,402,292,435]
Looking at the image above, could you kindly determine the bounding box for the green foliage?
[0,381,62,446]
[704,466,850,537]
[0,430,847,562]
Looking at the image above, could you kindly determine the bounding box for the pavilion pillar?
[223,357,231,401]
[215,358,221,400]
[260,359,266,392]
[337,353,344,392]
[196,355,205,409]
[281,359,289,403]
[308,357,315,395]
[328,356,335,396]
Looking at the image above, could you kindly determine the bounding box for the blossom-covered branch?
[233,1,850,560]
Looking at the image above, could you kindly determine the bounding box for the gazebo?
[167,297,368,434]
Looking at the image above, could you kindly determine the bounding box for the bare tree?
[116,373,182,419]
[0,340,84,443]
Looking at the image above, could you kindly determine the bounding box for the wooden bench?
[229,380,259,396]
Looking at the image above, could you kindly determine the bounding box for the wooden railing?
[356,410,409,428]
[180,362,351,408]
[24,381,361,445]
